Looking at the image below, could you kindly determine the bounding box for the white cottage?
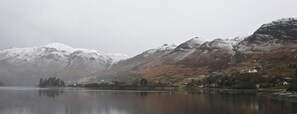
[247,68,258,73]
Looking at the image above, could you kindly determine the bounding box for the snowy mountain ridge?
[261,17,297,28]
[0,43,129,64]
[175,37,207,50]
[146,43,177,54]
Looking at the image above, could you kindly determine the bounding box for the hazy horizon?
[0,0,297,56]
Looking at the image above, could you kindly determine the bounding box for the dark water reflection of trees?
[38,88,64,98]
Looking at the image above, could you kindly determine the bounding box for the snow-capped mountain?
[142,43,177,57]
[261,18,297,29]
[0,43,129,86]
[175,37,206,51]
[91,37,243,83]
[0,43,128,64]
[236,17,297,52]
[86,43,179,83]
[91,17,297,85]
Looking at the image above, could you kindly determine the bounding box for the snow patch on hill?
[43,43,75,52]
[262,17,297,28]
[184,37,207,48]
[146,43,177,54]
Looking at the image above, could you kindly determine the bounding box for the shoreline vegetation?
[36,65,297,101]
[69,67,297,92]
[67,83,297,102]
[68,78,179,91]
[34,77,296,100]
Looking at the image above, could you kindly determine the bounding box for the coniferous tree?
[38,78,44,87]
[44,78,47,86]
[61,80,65,87]
[292,69,297,88]
[288,69,297,91]
[140,78,148,87]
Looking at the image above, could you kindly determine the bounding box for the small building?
[255,84,260,89]
[283,82,289,86]
[247,68,258,73]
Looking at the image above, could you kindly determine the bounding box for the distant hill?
[0,43,129,86]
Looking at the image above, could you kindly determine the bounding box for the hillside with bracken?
[88,18,297,88]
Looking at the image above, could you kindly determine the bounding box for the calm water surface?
[0,87,296,114]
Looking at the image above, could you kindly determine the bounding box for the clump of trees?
[81,78,177,89]
[200,73,278,89]
[186,79,202,89]
[140,78,148,87]
[38,77,65,87]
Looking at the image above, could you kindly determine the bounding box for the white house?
[283,82,289,86]
[247,68,258,73]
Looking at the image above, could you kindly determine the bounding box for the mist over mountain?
[0,43,129,86]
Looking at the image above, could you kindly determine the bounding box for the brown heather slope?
[91,18,297,85]
[227,18,297,79]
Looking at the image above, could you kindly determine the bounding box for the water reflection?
[0,87,296,114]
[38,88,64,98]
[139,91,148,96]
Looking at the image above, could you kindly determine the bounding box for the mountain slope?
[0,43,129,86]
[228,18,297,77]
[92,37,210,84]
[87,44,178,83]
[91,17,297,85]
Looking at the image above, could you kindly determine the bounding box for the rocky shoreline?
[258,91,297,103]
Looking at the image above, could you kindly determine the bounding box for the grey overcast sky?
[0,0,296,56]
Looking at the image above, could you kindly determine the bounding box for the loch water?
[0,87,296,114]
